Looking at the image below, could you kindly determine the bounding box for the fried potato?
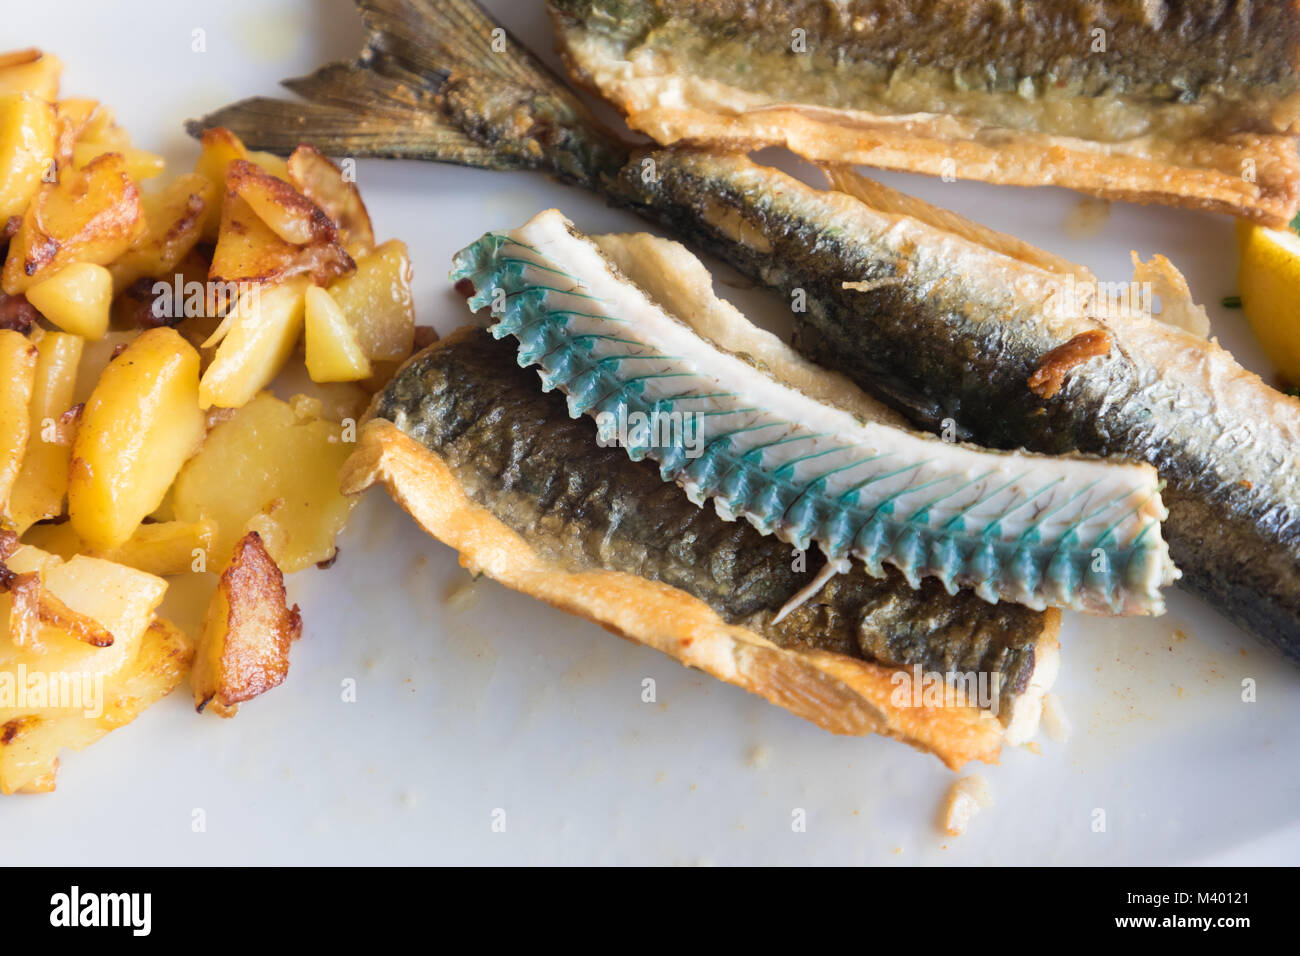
[172,391,356,572]
[52,97,96,167]
[24,262,111,338]
[68,328,205,550]
[287,144,374,255]
[191,531,300,717]
[0,49,61,100]
[2,151,146,294]
[0,330,38,512]
[229,158,334,246]
[109,173,215,291]
[199,276,308,409]
[208,162,353,289]
[193,127,289,240]
[0,616,191,794]
[0,92,56,221]
[2,545,168,684]
[5,330,82,533]
[325,239,414,362]
[304,285,371,382]
[70,328,134,406]
[24,518,215,577]
[71,142,164,183]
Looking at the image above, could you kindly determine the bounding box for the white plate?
[5,0,1299,865]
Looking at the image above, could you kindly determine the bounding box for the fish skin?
[189,0,1300,659]
[373,327,1050,716]
[550,0,1300,118]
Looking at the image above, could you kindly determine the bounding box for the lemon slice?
[1237,219,1300,383]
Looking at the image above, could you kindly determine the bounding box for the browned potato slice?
[2,152,146,294]
[228,159,334,246]
[5,330,81,533]
[191,531,300,717]
[0,49,61,100]
[0,330,38,511]
[287,144,374,255]
[325,239,414,362]
[208,162,353,290]
[193,127,291,241]
[109,172,215,291]
[0,92,56,221]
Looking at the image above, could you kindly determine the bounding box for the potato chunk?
[199,276,308,409]
[68,327,205,550]
[109,172,215,291]
[192,127,289,240]
[191,531,301,717]
[287,145,374,255]
[0,49,61,100]
[0,330,38,511]
[172,391,356,572]
[0,616,190,795]
[304,285,371,382]
[0,92,56,221]
[24,262,111,338]
[2,151,146,294]
[5,330,81,532]
[325,239,414,361]
[208,161,352,289]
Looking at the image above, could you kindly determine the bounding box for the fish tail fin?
[186,0,628,187]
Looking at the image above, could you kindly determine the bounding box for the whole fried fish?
[191,0,1300,660]
[550,0,1300,225]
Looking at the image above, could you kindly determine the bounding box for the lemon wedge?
[1237,219,1300,383]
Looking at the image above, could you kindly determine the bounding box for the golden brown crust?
[342,413,1019,769]
[191,531,302,717]
[556,28,1300,226]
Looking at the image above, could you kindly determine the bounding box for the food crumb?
[940,774,994,838]
[1173,629,1188,642]
[746,745,770,769]
[1041,692,1072,743]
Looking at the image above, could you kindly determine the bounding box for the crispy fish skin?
[351,327,1059,761]
[190,0,1300,658]
[550,0,1300,224]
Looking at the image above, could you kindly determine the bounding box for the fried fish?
[550,0,1300,225]
[192,0,1300,659]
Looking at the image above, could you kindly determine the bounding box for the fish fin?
[1129,251,1211,338]
[186,0,628,187]
[821,163,1090,280]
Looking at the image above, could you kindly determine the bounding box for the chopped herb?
[1222,295,1242,308]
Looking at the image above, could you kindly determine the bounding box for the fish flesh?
[344,325,1061,768]
[452,209,1175,615]
[191,0,1300,660]
[549,0,1300,226]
